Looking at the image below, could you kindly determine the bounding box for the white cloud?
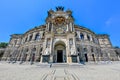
[105,18,112,26]
[105,14,120,27]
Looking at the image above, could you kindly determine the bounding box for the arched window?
[80,33,84,40]
[26,48,29,52]
[69,38,73,45]
[25,37,27,42]
[35,33,40,40]
[95,38,98,44]
[14,40,17,45]
[32,48,36,54]
[40,47,43,52]
[75,32,78,37]
[92,37,95,43]
[83,48,87,53]
[29,35,33,41]
[32,48,36,51]
[77,48,80,52]
[87,35,90,41]
[91,47,94,52]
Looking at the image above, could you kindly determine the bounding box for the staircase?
[51,63,83,68]
[51,63,69,68]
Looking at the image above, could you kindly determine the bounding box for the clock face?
[55,16,65,24]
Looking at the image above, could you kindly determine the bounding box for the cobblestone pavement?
[0,62,120,80]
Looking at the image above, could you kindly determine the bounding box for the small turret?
[56,6,64,11]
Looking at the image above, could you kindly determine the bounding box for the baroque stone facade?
[1,7,120,63]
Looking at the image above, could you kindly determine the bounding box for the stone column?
[49,38,53,63]
[40,31,43,39]
[77,55,80,63]
[45,24,48,31]
[70,23,72,32]
[32,32,36,41]
[51,23,54,32]
[72,23,75,31]
[35,46,40,62]
[21,39,24,44]
[27,34,30,41]
[26,46,32,61]
[87,46,91,61]
[17,49,21,61]
[90,35,93,42]
[118,56,120,61]
[78,31,80,39]
[94,47,97,62]
[40,38,47,63]
[1,49,7,61]
[43,38,47,54]
[47,23,50,31]
[97,48,101,61]
[83,32,87,40]
[40,51,44,63]
[20,49,25,62]
[67,24,69,32]
[67,39,72,63]
[73,37,76,54]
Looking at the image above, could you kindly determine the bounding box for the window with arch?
[43,32,45,37]
[32,48,36,52]
[26,48,29,52]
[40,47,43,52]
[69,38,73,45]
[83,48,87,53]
[29,35,33,41]
[75,32,78,37]
[87,34,90,41]
[25,37,28,42]
[77,48,80,52]
[80,33,84,40]
[92,37,95,43]
[95,38,98,44]
[35,33,40,40]
[14,40,17,45]
[91,47,94,52]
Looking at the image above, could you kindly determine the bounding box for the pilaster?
[83,32,87,40]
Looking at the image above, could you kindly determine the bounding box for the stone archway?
[54,41,66,63]
[0,52,4,61]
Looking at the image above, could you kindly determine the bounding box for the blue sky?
[0,0,120,47]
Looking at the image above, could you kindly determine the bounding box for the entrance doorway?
[54,41,66,63]
[85,54,88,62]
[92,54,95,62]
[57,50,63,62]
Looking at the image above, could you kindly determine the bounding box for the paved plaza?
[0,62,120,80]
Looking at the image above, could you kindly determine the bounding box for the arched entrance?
[85,54,88,62]
[54,41,66,63]
[92,54,95,62]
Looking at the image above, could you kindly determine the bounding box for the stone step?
[68,63,84,68]
[35,63,51,68]
[51,63,69,68]
[51,63,83,68]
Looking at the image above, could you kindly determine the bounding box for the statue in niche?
[45,48,49,55]
[70,47,75,55]
[49,23,52,31]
